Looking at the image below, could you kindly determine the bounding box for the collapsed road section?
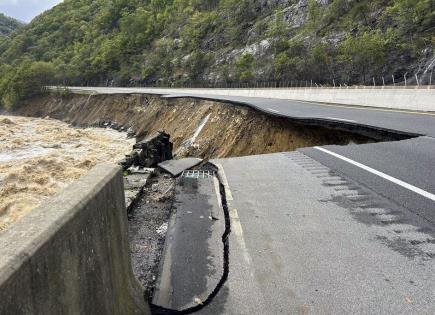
[18,93,376,160]
[7,90,434,314]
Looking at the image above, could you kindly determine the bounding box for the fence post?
[373,77,376,87]
[333,79,336,88]
[415,74,419,86]
[392,75,395,87]
[430,70,433,88]
[404,73,407,86]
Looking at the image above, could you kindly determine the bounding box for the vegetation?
[0,13,23,37]
[0,0,433,109]
[0,61,55,109]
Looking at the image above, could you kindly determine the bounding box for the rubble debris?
[156,223,168,236]
[120,131,173,171]
[128,172,175,300]
[133,131,173,167]
[128,166,154,174]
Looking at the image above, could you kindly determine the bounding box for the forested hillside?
[0,0,434,108]
[0,13,23,37]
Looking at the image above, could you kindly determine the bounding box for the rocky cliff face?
[0,0,432,87]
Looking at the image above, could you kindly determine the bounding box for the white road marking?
[215,164,252,265]
[314,147,435,202]
[230,208,252,265]
[213,176,222,209]
[215,163,233,201]
[267,108,280,114]
[325,117,357,123]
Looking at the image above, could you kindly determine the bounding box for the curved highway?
[69,87,435,314]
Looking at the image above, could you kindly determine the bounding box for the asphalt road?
[72,87,435,217]
[203,153,435,314]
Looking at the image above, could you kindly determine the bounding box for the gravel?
[127,171,175,300]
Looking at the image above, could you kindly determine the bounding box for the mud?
[17,94,372,160]
[0,115,134,231]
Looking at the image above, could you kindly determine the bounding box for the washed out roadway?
[67,87,435,314]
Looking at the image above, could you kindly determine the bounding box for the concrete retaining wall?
[141,87,435,112]
[66,87,434,112]
[0,164,149,314]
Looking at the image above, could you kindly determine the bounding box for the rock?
[156,223,168,236]
[126,127,136,139]
[132,131,173,167]
[128,166,155,175]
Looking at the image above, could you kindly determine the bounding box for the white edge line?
[215,163,233,201]
[213,176,222,209]
[267,108,280,113]
[325,117,357,123]
[314,147,435,202]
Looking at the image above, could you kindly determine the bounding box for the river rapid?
[0,115,134,231]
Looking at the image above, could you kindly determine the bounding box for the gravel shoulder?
[127,171,175,300]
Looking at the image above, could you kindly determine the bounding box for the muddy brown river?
[0,115,134,231]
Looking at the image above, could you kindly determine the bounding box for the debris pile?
[120,131,173,170]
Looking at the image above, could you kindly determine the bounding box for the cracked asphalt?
[66,87,435,314]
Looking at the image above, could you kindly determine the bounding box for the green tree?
[338,31,387,82]
[0,61,55,109]
[235,53,255,82]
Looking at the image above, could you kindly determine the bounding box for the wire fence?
[78,69,435,90]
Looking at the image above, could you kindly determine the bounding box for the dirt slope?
[17,93,369,159]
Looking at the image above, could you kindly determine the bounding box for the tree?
[338,31,387,83]
[0,61,55,109]
[235,53,255,82]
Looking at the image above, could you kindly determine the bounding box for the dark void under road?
[161,93,435,138]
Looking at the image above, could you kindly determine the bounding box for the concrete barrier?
[65,87,434,112]
[141,87,435,112]
[0,164,150,314]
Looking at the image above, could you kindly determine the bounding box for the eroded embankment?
[18,94,371,159]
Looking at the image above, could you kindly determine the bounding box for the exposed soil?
[17,93,372,160]
[127,171,175,300]
[11,93,375,296]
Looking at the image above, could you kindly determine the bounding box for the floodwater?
[0,115,134,231]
